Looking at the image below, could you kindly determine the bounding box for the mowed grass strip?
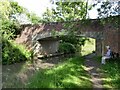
[26,56,92,88]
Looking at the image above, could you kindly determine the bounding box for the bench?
[106,51,120,61]
[110,51,119,59]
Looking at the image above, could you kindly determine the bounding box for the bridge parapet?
[80,31,103,39]
[15,15,120,56]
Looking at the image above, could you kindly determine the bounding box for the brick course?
[16,15,120,56]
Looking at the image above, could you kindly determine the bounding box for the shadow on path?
[84,53,103,89]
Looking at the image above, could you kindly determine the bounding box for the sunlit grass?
[26,56,92,88]
[94,56,120,88]
[101,61,120,89]
[81,38,95,56]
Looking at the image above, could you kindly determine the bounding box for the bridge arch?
[15,15,120,56]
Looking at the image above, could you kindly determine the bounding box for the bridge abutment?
[96,39,103,56]
[33,38,59,56]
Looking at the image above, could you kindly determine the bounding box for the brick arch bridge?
[16,15,120,56]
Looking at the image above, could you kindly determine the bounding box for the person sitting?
[101,46,111,64]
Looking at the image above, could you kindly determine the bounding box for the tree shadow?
[27,56,92,88]
[101,60,120,88]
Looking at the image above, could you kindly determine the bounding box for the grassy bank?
[101,60,120,88]
[83,37,120,89]
[94,56,120,88]
[26,56,92,88]
[2,39,32,65]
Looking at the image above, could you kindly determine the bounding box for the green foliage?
[0,0,12,19]
[27,56,92,88]
[101,61,120,88]
[58,32,87,53]
[26,12,41,24]
[10,1,25,15]
[51,28,87,54]
[99,15,120,29]
[0,0,39,65]
[94,56,120,88]
[42,0,90,22]
[95,1,120,29]
[60,35,78,45]
[0,1,24,40]
[1,19,20,39]
[42,0,91,53]
[2,39,31,65]
[96,1,119,18]
[58,42,76,53]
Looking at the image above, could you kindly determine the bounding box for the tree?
[0,0,12,19]
[0,0,32,65]
[9,1,41,24]
[10,1,25,15]
[96,1,119,18]
[0,1,26,39]
[95,0,120,29]
[42,0,91,22]
[41,0,92,53]
[0,0,42,39]
[26,12,41,24]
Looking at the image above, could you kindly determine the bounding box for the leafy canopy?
[95,0,120,28]
[42,0,91,22]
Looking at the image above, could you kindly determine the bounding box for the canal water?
[2,54,75,88]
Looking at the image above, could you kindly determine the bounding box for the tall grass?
[11,41,31,59]
[2,39,31,65]
[26,56,92,88]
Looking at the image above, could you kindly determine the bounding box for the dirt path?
[84,54,103,89]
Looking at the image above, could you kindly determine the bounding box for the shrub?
[2,38,31,65]
[58,42,76,53]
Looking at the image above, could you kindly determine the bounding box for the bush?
[1,19,21,39]
[2,38,31,65]
[58,42,76,53]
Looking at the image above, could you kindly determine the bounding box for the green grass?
[26,56,92,88]
[81,38,95,56]
[94,56,120,88]
[101,60,120,88]
[11,40,32,59]
[80,36,120,88]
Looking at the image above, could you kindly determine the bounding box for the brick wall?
[104,24,119,54]
[16,16,120,56]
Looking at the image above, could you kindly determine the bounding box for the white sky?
[13,0,53,17]
[13,0,99,19]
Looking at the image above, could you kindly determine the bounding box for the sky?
[13,0,53,17]
[13,0,99,19]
